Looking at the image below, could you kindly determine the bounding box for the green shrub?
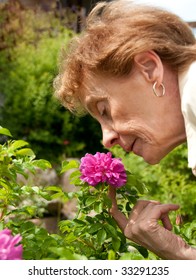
[1,127,195,259]
[0,126,152,260]
[0,8,103,163]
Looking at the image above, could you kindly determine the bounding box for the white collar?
[178,61,196,176]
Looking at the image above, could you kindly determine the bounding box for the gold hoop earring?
[152,81,165,97]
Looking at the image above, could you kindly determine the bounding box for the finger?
[154,204,180,220]
[141,203,179,230]
[160,213,173,231]
[159,204,180,230]
[129,200,160,221]
[108,186,128,231]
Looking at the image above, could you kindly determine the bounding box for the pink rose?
[79,152,127,188]
[0,229,23,260]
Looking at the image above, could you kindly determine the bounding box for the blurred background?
[0,0,195,165]
[0,0,106,164]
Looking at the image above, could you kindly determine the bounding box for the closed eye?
[97,101,108,118]
[100,108,107,117]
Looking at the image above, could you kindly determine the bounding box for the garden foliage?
[0,127,195,260]
[0,2,103,162]
[0,126,153,260]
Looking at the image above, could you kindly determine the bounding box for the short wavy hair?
[54,0,196,115]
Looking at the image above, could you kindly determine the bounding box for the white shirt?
[179,61,196,176]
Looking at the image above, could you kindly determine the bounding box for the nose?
[102,128,119,148]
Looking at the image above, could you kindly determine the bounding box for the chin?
[141,152,164,165]
[133,143,169,165]
[144,157,161,165]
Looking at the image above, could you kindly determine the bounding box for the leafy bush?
[0,7,103,163]
[0,126,88,259]
[1,127,195,260]
[0,126,152,260]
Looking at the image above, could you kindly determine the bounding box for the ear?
[134,51,164,85]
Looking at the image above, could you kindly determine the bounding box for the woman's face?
[82,67,186,164]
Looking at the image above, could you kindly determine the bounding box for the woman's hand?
[108,186,196,260]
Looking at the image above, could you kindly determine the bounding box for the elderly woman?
[54,0,196,259]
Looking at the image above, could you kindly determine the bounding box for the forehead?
[80,73,131,113]
[79,73,107,106]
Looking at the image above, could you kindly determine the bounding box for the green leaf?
[0,127,12,137]
[69,170,82,185]
[97,229,107,245]
[31,186,40,194]
[112,237,121,251]
[58,220,74,233]
[119,252,145,260]
[33,159,52,169]
[69,170,81,179]
[94,201,103,213]
[129,242,149,258]
[126,174,146,194]
[20,221,36,233]
[103,194,112,208]
[9,140,29,151]
[49,247,87,260]
[15,148,35,157]
[45,186,68,201]
[125,202,132,212]
[0,222,4,231]
[88,223,102,234]
[45,186,63,192]
[104,224,117,238]
[85,196,97,207]
[61,160,79,173]
[107,250,116,260]
[73,219,86,226]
